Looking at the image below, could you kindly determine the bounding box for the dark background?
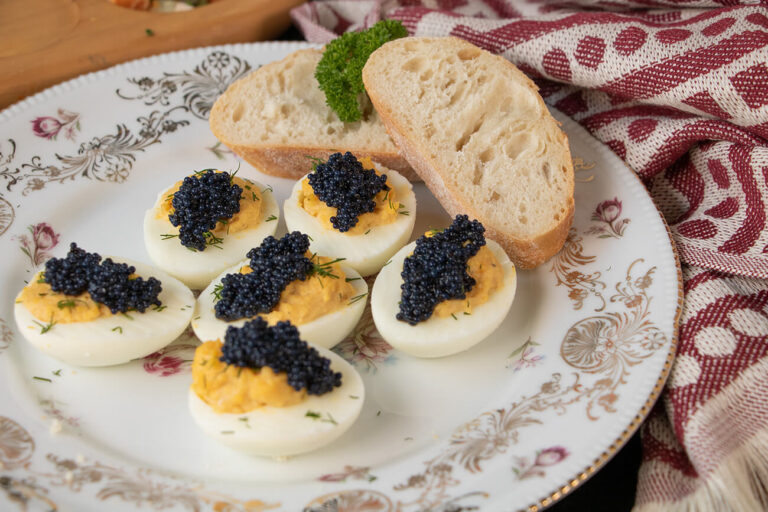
[277,25,642,512]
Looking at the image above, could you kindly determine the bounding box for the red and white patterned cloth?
[292,1,768,509]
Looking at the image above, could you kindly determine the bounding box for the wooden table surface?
[0,0,304,109]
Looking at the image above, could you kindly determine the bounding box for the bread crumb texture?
[210,49,399,153]
[363,37,574,266]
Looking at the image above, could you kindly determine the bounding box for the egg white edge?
[192,260,368,349]
[143,177,280,290]
[188,347,365,457]
[13,258,195,367]
[371,239,517,358]
[282,166,417,276]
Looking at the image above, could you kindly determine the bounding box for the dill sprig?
[32,317,56,334]
[211,283,224,303]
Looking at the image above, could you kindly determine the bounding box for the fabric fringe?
[634,428,768,512]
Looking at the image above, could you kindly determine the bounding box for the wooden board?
[0,0,305,109]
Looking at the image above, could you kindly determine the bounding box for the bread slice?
[362,37,574,269]
[209,48,415,181]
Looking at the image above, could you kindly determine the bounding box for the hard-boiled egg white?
[14,259,194,367]
[188,347,364,457]
[371,239,516,358]
[283,164,416,276]
[193,261,368,349]
[144,176,279,290]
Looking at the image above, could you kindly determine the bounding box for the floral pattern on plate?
[0,43,679,512]
[14,222,60,270]
[31,109,81,142]
[586,198,630,239]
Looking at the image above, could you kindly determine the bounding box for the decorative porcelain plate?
[0,42,680,511]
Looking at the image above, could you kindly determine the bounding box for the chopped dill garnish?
[305,155,325,171]
[33,318,56,334]
[56,299,81,309]
[265,215,277,222]
[33,376,52,383]
[112,326,123,334]
[305,410,337,425]
[211,283,224,303]
[310,256,345,280]
[348,293,368,305]
[345,277,361,282]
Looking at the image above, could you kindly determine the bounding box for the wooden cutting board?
[0,0,305,109]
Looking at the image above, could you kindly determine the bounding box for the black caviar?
[220,318,341,395]
[44,243,162,313]
[308,152,389,232]
[214,232,313,321]
[397,215,486,325]
[168,170,242,251]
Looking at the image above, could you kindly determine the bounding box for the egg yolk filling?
[238,254,356,326]
[17,277,113,324]
[157,176,263,235]
[191,340,306,414]
[433,245,503,317]
[298,157,401,234]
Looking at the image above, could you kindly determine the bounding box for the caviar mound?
[44,242,102,296]
[397,215,486,325]
[44,243,162,314]
[220,318,342,395]
[169,170,243,251]
[214,232,313,321]
[308,152,389,232]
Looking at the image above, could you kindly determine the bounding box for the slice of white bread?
[362,37,574,269]
[209,48,415,181]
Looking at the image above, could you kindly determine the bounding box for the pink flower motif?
[142,342,197,377]
[32,223,59,253]
[143,354,185,377]
[588,197,630,239]
[15,222,60,268]
[513,446,570,480]
[31,117,62,140]
[535,446,570,466]
[31,109,81,141]
[594,198,622,224]
[511,345,544,372]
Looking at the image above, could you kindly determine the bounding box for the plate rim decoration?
[0,41,682,512]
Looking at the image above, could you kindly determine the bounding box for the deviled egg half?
[284,152,416,276]
[14,243,194,367]
[189,318,364,457]
[371,215,517,358]
[193,232,367,349]
[144,169,279,290]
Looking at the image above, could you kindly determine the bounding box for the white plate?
[0,42,680,511]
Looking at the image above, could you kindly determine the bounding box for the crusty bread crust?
[209,48,417,181]
[226,144,419,182]
[363,37,575,269]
